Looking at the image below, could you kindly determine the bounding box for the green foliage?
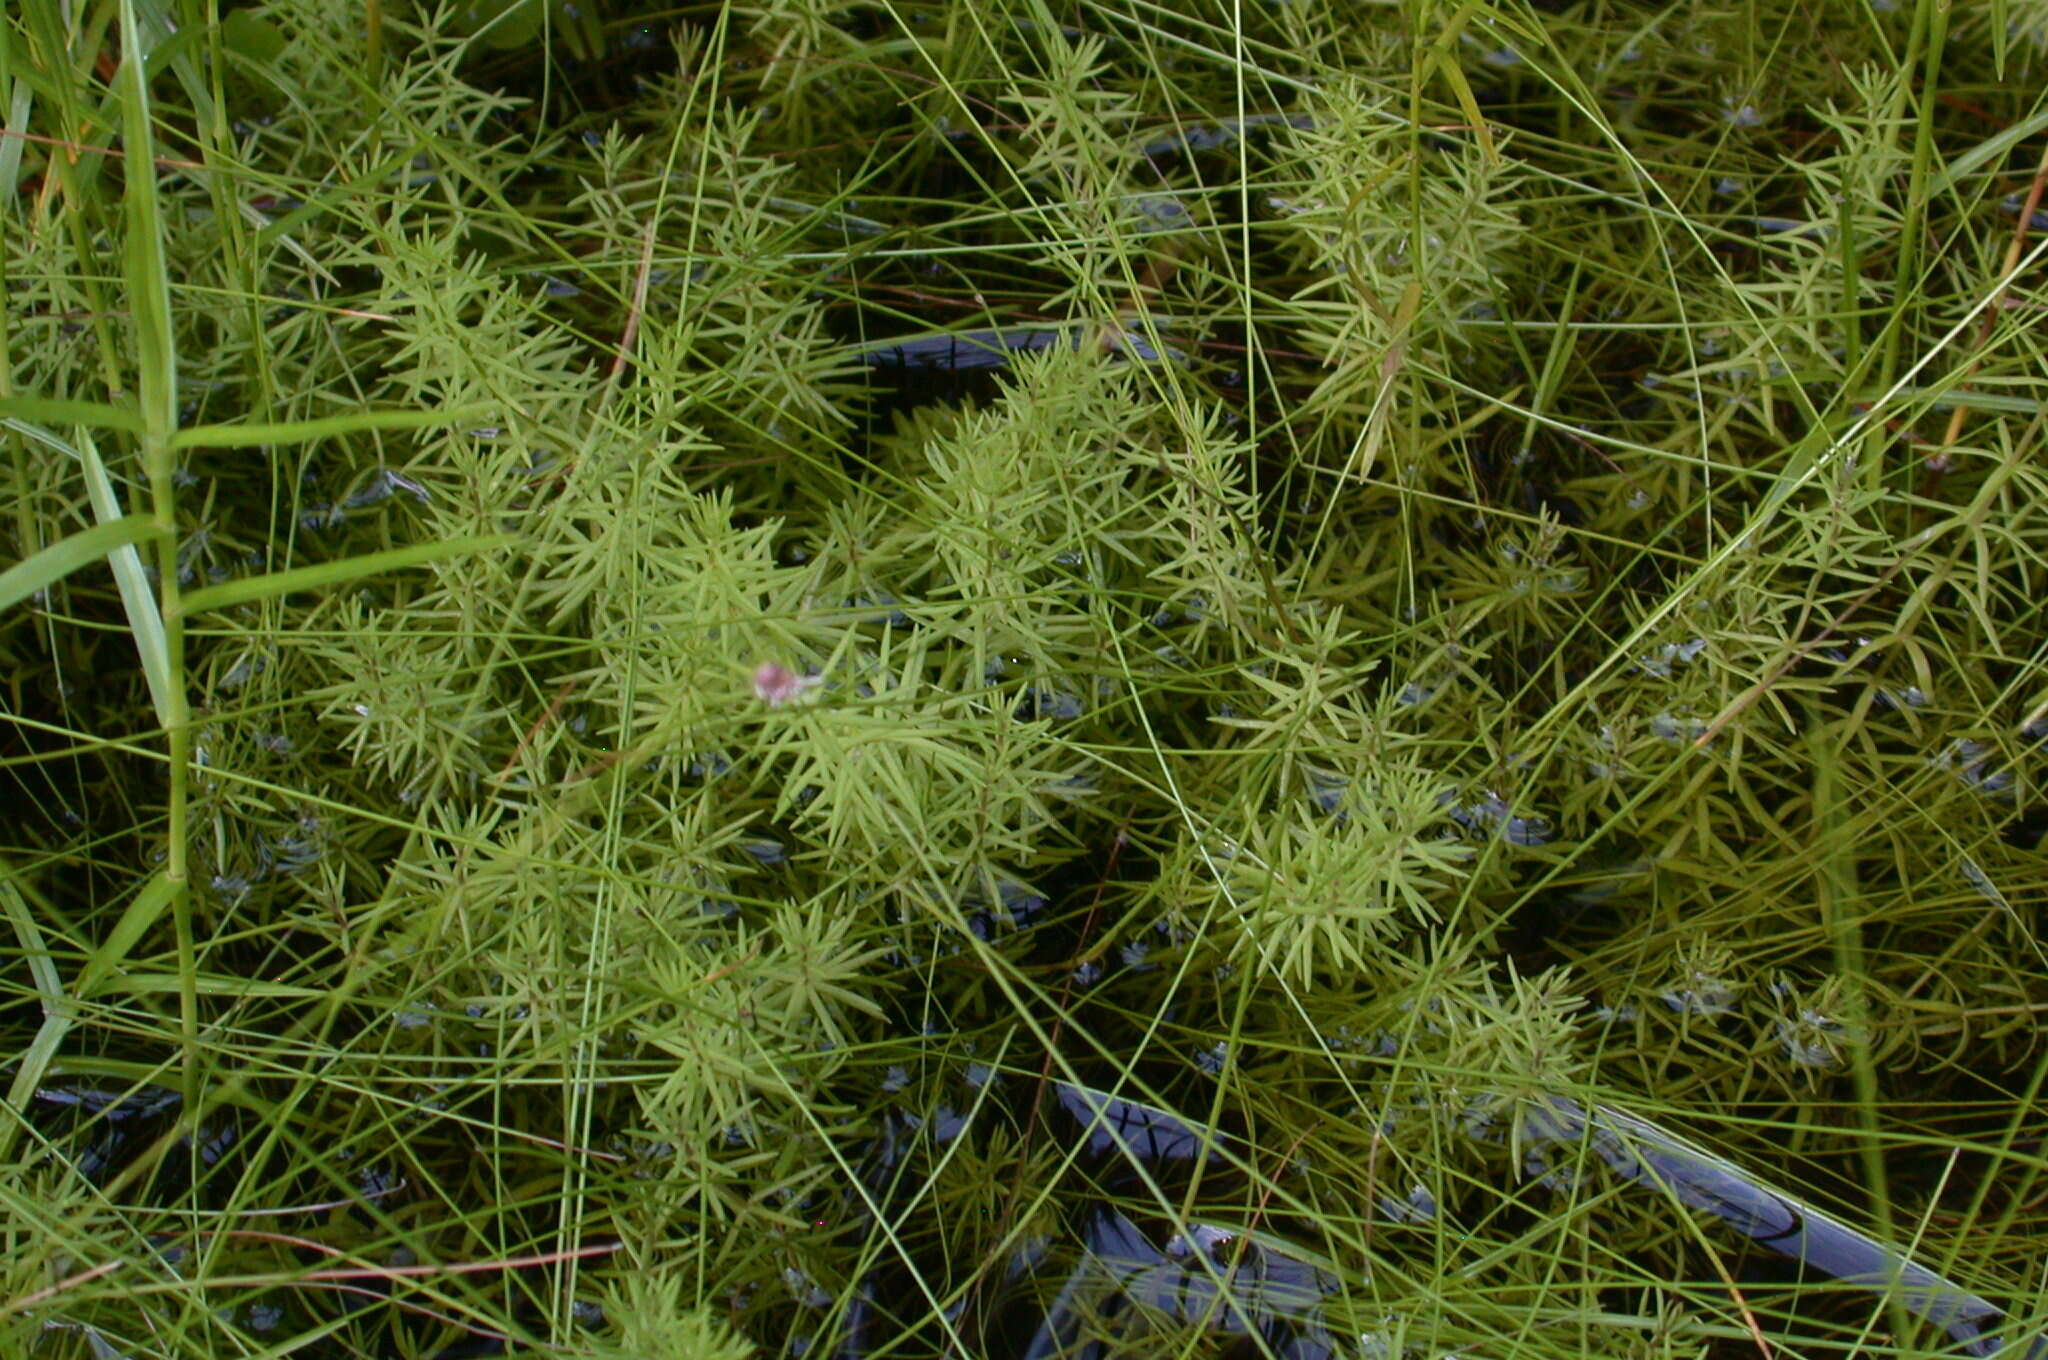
[592,1270,756,1360]
[4,0,2048,1356]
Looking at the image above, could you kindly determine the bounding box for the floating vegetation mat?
[3,0,2048,1357]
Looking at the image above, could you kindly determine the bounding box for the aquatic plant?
[3,0,2047,1356]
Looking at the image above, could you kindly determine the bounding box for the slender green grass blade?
[0,515,156,615]
[177,533,516,615]
[75,429,174,732]
[117,0,176,445]
[0,867,79,1167]
[171,406,494,450]
[0,56,33,200]
[73,870,184,999]
[0,397,144,436]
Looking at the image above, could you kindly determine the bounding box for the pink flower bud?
[752,663,818,707]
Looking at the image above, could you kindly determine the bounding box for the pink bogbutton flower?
[752,662,821,707]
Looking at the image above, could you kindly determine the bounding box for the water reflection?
[856,326,1183,373]
[1054,1083,1219,1164]
[1018,1209,1340,1360]
[1524,1097,2045,1360]
[833,1071,2043,1360]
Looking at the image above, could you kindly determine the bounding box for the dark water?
[34,1067,2039,1359]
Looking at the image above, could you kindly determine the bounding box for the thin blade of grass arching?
[0,865,70,1168]
[0,860,180,1200]
[0,39,30,199]
[123,0,218,133]
[0,515,155,617]
[0,20,29,585]
[177,534,518,617]
[0,419,176,731]
[116,0,200,1120]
